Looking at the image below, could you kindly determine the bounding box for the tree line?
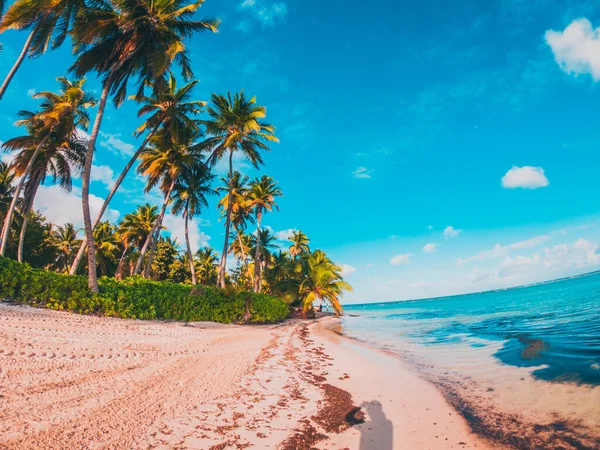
[0,0,352,315]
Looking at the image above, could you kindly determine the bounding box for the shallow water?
[341,273,600,445]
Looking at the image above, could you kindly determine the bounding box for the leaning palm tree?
[69,0,218,292]
[229,229,252,265]
[199,92,279,288]
[68,74,206,275]
[134,131,200,277]
[247,175,281,292]
[0,162,15,220]
[170,160,215,284]
[116,203,158,278]
[289,230,310,257]
[298,250,352,317]
[0,77,93,257]
[0,0,86,100]
[51,222,80,272]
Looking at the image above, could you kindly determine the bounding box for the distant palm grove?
[0,0,351,316]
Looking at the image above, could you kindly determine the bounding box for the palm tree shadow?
[359,400,393,450]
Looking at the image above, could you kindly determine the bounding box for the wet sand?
[0,304,487,449]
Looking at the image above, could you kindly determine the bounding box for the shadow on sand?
[359,400,393,450]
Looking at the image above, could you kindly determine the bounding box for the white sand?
[0,304,490,449]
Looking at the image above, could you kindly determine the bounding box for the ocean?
[340,272,600,447]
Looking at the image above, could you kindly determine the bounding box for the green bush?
[0,256,289,324]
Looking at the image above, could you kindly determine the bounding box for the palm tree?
[298,250,352,317]
[51,222,80,272]
[0,0,86,100]
[247,175,282,292]
[289,230,310,257]
[229,229,252,264]
[92,221,119,277]
[217,170,251,264]
[116,203,158,277]
[170,159,215,284]
[134,130,200,277]
[199,92,279,288]
[0,162,15,220]
[195,246,218,286]
[69,0,218,292]
[0,77,93,257]
[68,74,206,275]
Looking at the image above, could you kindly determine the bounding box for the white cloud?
[34,185,120,227]
[390,253,412,266]
[99,132,135,157]
[501,165,549,189]
[27,88,35,97]
[239,0,287,27]
[75,128,90,141]
[352,167,372,179]
[213,152,252,175]
[458,234,551,266]
[427,225,433,230]
[423,243,437,253]
[274,228,296,240]
[545,18,600,81]
[162,214,211,253]
[339,264,356,277]
[444,225,462,239]
[91,164,115,189]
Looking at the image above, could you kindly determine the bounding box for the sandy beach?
[0,303,492,449]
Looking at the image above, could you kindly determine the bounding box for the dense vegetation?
[0,256,289,323]
[0,0,352,320]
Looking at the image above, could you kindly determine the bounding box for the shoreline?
[0,304,489,448]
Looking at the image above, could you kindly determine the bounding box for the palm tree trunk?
[0,20,42,101]
[68,121,163,275]
[0,132,50,256]
[184,206,197,285]
[218,150,234,288]
[17,181,39,263]
[253,209,262,293]
[143,225,161,279]
[235,225,247,262]
[134,180,174,276]
[115,246,128,280]
[82,81,111,293]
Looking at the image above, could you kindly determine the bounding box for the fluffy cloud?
[352,167,372,179]
[99,132,135,157]
[239,0,287,27]
[162,214,211,253]
[91,164,115,189]
[458,234,551,265]
[33,185,120,227]
[545,19,600,80]
[274,228,295,240]
[213,152,252,174]
[27,88,36,97]
[390,253,412,266]
[423,243,437,253]
[339,264,356,277]
[501,165,549,189]
[443,225,462,239]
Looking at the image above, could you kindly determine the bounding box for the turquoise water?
[343,272,600,385]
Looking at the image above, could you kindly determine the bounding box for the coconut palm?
[298,250,352,317]
[69,0,218,292]
[115,203,158,277]
[51,222,80,272]
[134,130,200,277]
[247,175,281,292]
[68,75,206,275]
[0,0,86,100]
[199,92,279,287]
[229,229,252,264]
[170,160,215,284]
[195,246,218,286]
[0,77,93,257]
[92,221,119,277]
[289,230,310,257]
[0,162,15,220]
[217,170,250,263]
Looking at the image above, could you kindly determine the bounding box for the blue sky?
[2,0,600,303]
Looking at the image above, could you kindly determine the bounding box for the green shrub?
[0,256,289,324]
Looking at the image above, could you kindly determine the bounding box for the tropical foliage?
[0,0,352,321]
